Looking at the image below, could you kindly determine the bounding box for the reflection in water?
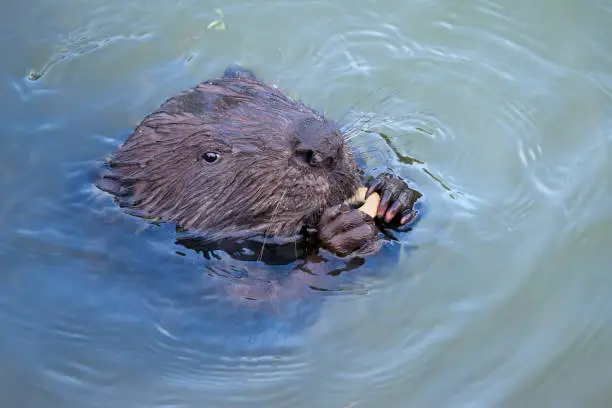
[2,0,612,407]
[0,154,416,406]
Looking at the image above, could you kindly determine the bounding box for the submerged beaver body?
[97,66,421,258]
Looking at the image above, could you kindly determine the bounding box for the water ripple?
[3,0,612,406]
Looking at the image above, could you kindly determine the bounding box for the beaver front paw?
[318,204,382,257]
[366,173,422,231]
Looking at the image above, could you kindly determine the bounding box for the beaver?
[96,66,422,259]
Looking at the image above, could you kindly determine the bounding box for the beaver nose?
[295,140,339,168]
[292,119,341,168]
[295,146,333,167]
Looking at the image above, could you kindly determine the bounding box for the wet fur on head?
[97,71,360,239]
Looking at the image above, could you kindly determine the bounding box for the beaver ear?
[222,65,257,80]
[95,170,131,197]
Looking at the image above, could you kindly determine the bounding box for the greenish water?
[2,0,612,407]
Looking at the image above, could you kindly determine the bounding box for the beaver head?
[97,73,361,239]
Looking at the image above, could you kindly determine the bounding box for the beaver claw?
[318,204,382,257]
[366,173,422,231]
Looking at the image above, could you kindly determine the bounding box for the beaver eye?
[202,152,220,163]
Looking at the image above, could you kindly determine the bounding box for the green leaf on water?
[207,8,227,31]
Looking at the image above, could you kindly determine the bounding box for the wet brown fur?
[97,74,361,240]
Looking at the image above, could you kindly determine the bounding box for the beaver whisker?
[353,147,389,159]
[342,122,377,142]
[341,99,398,136]
[344,131,364,142]
[340,89,403,141]
[344,122,390,138]
[258,188,288,262]
[336,85,391,126]
[343,111,375,128]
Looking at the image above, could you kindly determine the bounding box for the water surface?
[2,0,612,407]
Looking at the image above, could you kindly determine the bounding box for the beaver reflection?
[97,65,422,262]
[175,232,370,308]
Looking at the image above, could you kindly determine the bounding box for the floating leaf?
[207,20,220,29]
[207,8,227,31]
